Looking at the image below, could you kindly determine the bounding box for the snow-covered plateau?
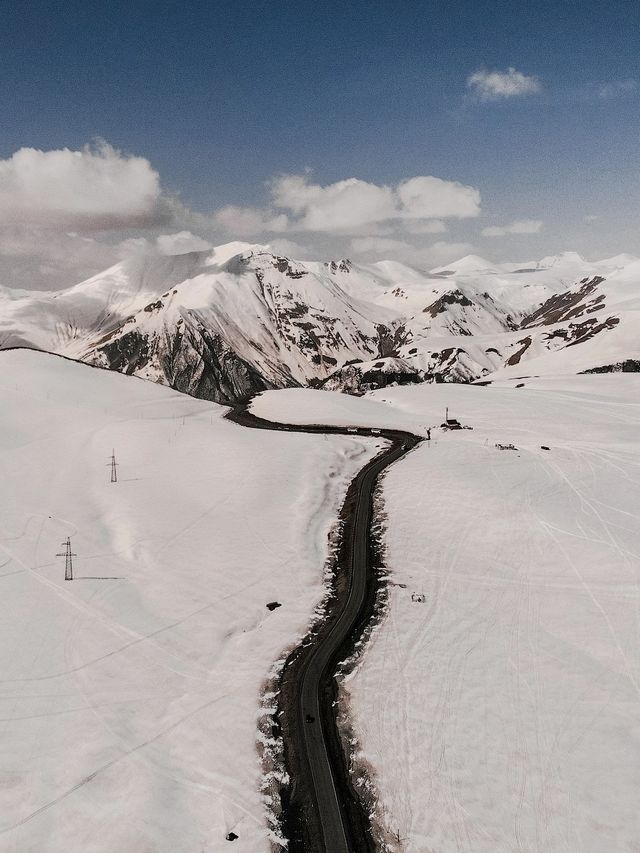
[0,349,378,853]
[253,378,640,852]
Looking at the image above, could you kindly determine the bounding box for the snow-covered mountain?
[1,244,639,400]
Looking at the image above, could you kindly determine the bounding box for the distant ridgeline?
[1,245,638,402]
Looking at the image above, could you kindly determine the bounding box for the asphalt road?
[226,403,421,852]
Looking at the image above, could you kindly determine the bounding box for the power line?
[108,449,118,483]
[56,537,76,581]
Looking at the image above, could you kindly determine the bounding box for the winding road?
[226,403,421,852]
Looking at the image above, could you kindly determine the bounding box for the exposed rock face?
[507,337,533,367]
[91,318,272,404]
[582,359,640,373]
[424,289,474,317]
[326,259,352,274]
[321,357,422,393]
[521,277,605,327]
[376,323,407,358]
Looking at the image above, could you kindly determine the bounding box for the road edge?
[225,401,421,852]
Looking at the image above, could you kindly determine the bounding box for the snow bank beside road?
[0,350,374,853]
[250,387,424,433]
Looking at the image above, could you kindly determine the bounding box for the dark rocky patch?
[91,319,273,404]
[359,368,420,389]
[424,290,473,317]
[272,257,307,278]
[96,330,152,375]
[565,316,619,347]
[506,337,532,367]
[582,359,640,373]
[310,353,338,366]
[521,277,605,327]
[376,323,406,358]
[327,259,352,273]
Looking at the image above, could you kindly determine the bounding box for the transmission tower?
[56,537,76,581]
[109,449,118,483]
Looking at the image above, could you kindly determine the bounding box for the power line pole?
[109,449,118,483]
[56,537,76,581]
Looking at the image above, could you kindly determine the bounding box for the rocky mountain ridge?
[1,244,639,401]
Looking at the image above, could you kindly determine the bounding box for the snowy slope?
[388,255,640,384]
[0,349,377,853]
[83,248,400,401]
[479,266,640,380]
[252,379,640,853]
[0,246,403,401]
[1,246,639,398]
[0,251,210,355]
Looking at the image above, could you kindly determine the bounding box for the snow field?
[256,379,640,852]
[0,350,377,853]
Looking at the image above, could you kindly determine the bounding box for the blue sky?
[1,0,639,286]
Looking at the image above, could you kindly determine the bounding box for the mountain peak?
[430,255,498,275]
[536,251,586,269]
[206,241,271,268]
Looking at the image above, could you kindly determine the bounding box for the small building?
[441,407,462,430]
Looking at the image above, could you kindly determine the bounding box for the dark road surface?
[226,403,421,852]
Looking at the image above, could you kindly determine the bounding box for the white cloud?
[271,175,397,231]
[266,238,316,259]
[403,219,447,235]
[467,68,541,102]
[116,237,153,257]
[214,205,288,237]
[156,231,212,255]
[0,142,483,289]
[481,219,543,237]
[396,177,479,220]
[212,174,479,238]
[0,142,219,289]
[0,142,164,230]
[350,236,473,268]
[350,237,412,254]
[260,173,480,234]
[597,79,637,99]
[0,228,152,290]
